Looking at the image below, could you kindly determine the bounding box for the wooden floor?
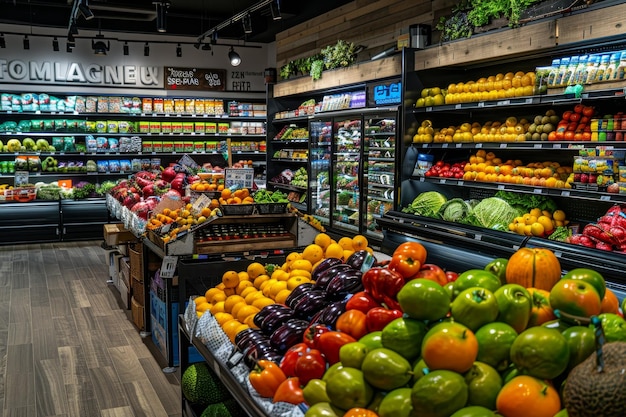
[0,241,181,417]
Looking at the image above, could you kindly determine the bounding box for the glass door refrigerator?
[332,118,362,233]
[309,120,333,228]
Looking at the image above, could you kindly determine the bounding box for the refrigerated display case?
[309,120,332,227]
[333,117,362,233]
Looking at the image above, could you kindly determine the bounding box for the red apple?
[445,270,459,282]
[413,264,448,286]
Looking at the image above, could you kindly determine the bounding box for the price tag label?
[553,143,562,149]
[419,177,425,182]
[160,256,178,278]
[497,184,505,190]
[500,143,507,148]
[456,143,462,148]
[458,180,464,186]
[442,143,449,148]
[601,195,611,201]
[534,143,542,149]
[533,188,543,194]
[561,190,570,197]
[477,102,485,108]
[191,193,212,215]
[476,143,483,148]
[475,234,482,241]
[439,179,446,184]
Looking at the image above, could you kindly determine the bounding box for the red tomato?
[393,242,427,266]
[562,110,573,120]
[574,103,585,114]
[317,331,357,364]
[388,252,422,279]
[335,309,369,340]
[582,106,595,117]
[569,112,581,122]
[294,349,326,386]
[564,131,575,141]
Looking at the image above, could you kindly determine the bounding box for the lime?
[411,370,468,417]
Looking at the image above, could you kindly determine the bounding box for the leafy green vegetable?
[310,59,324,81]
[548,226,570,242]
[494,190,558,213]
[465,197,520,230]
[402,191,447,217]
[438,198,473,222]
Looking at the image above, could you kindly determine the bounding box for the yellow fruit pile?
[147,203,220,242]
[194,233,373,343]
[509,208,569,237]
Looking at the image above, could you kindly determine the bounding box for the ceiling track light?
[201,43,211,51]
[78,0,94,21]
[154,1,169,33]
[23,35,29,50]
[228,46,241,66]
[66,41,74,53]
[123,41,129,56]
[242,13,252,34]
[52,37,59,51]
[67,32,75,43]
[176,43,182,57]
[0,33,6,49]
[144,42,150,56]
[193,41,201,50]
[270,0,282,20]
[69,20,79,36]
[92,34,110,56]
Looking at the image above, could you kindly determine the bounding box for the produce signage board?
[224,168,254,189]
[164,67,226,91]
[369,80,402,106]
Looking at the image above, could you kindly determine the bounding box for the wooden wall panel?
[556,3,626,45]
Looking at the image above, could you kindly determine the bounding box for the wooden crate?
[131,296,145,331]
[129,243,143,282]
[131,276,145,307]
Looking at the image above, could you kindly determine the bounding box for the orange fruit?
[496,375,560,417]
[221,188,232,200]
[237,271,250,281]
[210,291,227,304]
[230,301,248,320]
[221,319,242,341]
[253,274,270,289]
[286,252,303,265]
[213,312,235,326]
[314,233,332,250]
[222,270,240,289]
[352,235,369,251]
[289,269,312,280]
[205,287,222,302]
[290,259,313,272]
[239,286,258,299]
[268,281,288,298]
[338,237,354,251]
[244,290,264,305]
[287,276,310,291]
[224,295,246,313]
[209,301,226,315]
[196,302,212,313]
[325,243,344,259]
[343,249,355,261]
[236,280,254,294]
[301,244,324,264]
[244,315,259,329]
[274,289,292,305]
[247,262,266,279]
[193,296,208,306]
[236,305,260,323]
[271,269,290,282]
[252,296,275,310]
[422,321,478,373]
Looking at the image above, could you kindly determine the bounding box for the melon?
[181,362,230,406]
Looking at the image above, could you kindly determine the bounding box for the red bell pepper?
[345,291,381,314]
[366,307,404,332]
[279,342,308,377]
[294,348,327,386]
[335,309,369,340]
[362,267,405,310]
[388,252,422,279]
[272,377,305,405]
[303,323,332,349]
[316,331,357,365]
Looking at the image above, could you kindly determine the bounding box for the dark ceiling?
[0,0,354,43]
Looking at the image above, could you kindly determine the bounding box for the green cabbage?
[438,198,473,222]
[403,191,447,217]
[466,197,520,230]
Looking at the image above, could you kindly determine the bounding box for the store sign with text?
[165,67,226,91]
[0,59,160,87]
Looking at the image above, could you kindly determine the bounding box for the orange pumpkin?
[505,247,561,291]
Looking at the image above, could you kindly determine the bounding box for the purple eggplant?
[313,264,354,290]
[255,304,293,331]
[346,250,376,271]
[316,300,348,327]
[293,291,329,320]
[260,307,296,336]
[284,283,316,308]
[242,343,281,369]
[269,319,310,353]
[311,257,344,281]
[235,328,268,352]
[325,270,363,300]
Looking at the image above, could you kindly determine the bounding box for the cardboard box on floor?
[103,223,136,247]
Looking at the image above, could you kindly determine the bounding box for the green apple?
[494,284,531,333]
[324,367,374,411]
[474,322,517,372]
[322,363,344,382]
[361,348,412,391]
[397,278,450,322]
[562,268,606,299]
[453,269,501,299]
[562,325,595,372]
[484,257,508,286]
[464,361,502,410]
[339,342,370,369]
[450,287,499,331]
[377,387,413,417]
[381,317,427,361]
[302,379,331,406]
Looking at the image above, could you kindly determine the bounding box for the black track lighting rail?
[195,0,277,44]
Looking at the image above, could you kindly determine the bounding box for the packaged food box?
[174,99,185,114]
[97,97,109,113]
[205,100,215,115]
[171,121,183,133]
[184,141,194,153]
[162,141,174,153]
[149,121,161,134]
[174,142,185,153]
[153,98,164,113]
[205,141,218,152]
[230,122,242,134]
[163,98,174,114]
[142,98,153,113]
[142,141,153,153]
[118,121,132,134]
[161,121,172,134]
[194,99,205,114]
[107,121,119,134]
[95,121,107,133]
[194,142,205,153]
[183,122,194,134]
[214,100,225,115]
[152,141,163,153]
[185,99,195,114]
[108,97,123,113]
[205,122,217,134]
[218,123,229,134]
[139,120,150,133]
[194,122,205,133]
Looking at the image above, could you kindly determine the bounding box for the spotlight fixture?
[123,41,129,56]
[154,1,169,33]
[92,34,110,56]
[23,35,29,50]
[69,20,79,36]
[193,41,202,50]
[270,0,282,20]
[0,33,5,49]
[242,13,252,34]
[176,43,182,57]
[144,42,150,56]
[211,32,218,45]
[228,46,241,66]
[52,37,59,51]
[78,0,94,21]
[201,43,211,51]
[66,41,75,53]
[67,32,75,43]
